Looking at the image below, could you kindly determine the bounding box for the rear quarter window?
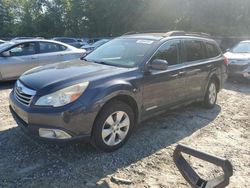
[205,42,221,58]
[183,40,206,62]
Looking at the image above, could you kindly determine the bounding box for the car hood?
[224,52,250,60]
[19,59,126,91]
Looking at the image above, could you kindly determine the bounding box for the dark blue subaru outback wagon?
[9,31,228,151]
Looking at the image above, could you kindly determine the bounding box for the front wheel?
[203,79,218,108]
[91,100,135,152]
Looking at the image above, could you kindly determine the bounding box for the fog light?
[39,128,72,139]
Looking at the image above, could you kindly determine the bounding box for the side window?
[39,42,64,53]
[152,40,179,66]
[9,42,36,56]
[206,42,220,58]
[184,40,205,62]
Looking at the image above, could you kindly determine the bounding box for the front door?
[142,40,187,114]
[0,42,38,80]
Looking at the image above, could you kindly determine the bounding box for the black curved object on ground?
[173,144,233,188]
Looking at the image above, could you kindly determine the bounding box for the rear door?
[181,39,216,99]
[0,42,38,79]
[143,39,187,113]
[37,42,65,66]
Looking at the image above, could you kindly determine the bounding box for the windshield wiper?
[93,61,115,66]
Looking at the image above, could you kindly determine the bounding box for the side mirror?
[2,51,11,57]
[150,59,168,70]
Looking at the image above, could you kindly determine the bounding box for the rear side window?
[152,40,180,66]
[183,40,206,62]
[39,42,66,53]
[205,42,220,58]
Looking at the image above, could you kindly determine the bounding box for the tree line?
[1,0,250,38]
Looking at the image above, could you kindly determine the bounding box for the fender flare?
[203,71,220,97]
[87,80,141,121]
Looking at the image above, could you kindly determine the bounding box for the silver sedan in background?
[224,40,250,81]
[0,39,86,81]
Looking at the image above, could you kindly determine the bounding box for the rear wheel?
[91,100,134,152]
[204,79,218,108]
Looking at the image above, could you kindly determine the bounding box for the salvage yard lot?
[0,81,249,188]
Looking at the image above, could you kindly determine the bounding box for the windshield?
[231,42,250,53]
[0,42,15,52]
[85,38,154,68]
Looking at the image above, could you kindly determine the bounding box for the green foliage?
[1,0,250,37]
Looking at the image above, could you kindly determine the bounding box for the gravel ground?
[0,81,249,188]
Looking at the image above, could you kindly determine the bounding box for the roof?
[8,39,78,49]
[122,31,212,41]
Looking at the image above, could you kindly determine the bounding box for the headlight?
[35,82,89,107]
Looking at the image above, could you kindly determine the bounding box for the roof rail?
[123,31,139,35]
[122,30,211,38]
[123,30,169,36]
[164,31,211,38]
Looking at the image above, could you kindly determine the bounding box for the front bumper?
[9,91,95,142]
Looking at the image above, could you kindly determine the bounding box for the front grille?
[14,80,36,106]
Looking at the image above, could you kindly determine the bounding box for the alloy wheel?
[208,83,217,104]
[101,111,130,146]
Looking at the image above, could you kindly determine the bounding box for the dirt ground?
[0,81,249,188]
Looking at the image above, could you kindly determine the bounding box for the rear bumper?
[9,91,94,142]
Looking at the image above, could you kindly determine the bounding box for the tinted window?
[39,42,65,53]
[152,40,179,66]
[206,42,220,58]
[9,42,36,56]
[184,40,205,62]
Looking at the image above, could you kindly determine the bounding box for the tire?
[91,100,135,152]
[203,79,218,108]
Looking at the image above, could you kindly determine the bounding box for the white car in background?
[224,40,250,81]
[0,39,86,81]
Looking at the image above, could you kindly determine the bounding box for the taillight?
[223,56,229,65]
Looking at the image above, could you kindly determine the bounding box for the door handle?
[178,71,186,76]
[170,73,179,78]
[206,64,213,68]
[31,57,38,59]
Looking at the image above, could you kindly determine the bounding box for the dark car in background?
[224,40,250,81]
[81,39,111,54]
[52,37,82,48]
[9,31,227,152]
